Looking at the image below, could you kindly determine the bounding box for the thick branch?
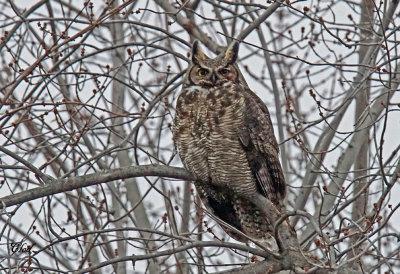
[0,165,194,209]
[154,0,223,53]
[236,1,283,41]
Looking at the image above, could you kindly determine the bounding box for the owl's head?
[186,41,240,87]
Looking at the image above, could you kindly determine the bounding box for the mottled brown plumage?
[173,41,286,247]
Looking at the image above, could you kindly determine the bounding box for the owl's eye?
[219,68,229,75]
[198,68,209,76]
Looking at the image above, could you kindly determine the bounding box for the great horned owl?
[173,41,286,248]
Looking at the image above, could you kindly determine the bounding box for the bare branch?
[0,165,194,209]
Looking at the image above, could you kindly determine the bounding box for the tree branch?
[0,165,194,209]
[236,0,283,41]
[154,0,223,53]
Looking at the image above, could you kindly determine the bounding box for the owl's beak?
[210,73,217,84]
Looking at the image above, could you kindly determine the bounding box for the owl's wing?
[238,87,286,206]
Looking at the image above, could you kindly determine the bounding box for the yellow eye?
[198,68,209,76]
[219,68,229,75]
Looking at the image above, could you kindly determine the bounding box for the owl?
[173,41,286,249]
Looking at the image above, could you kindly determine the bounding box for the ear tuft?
[191,40,206,64]
[224,41,239,64]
